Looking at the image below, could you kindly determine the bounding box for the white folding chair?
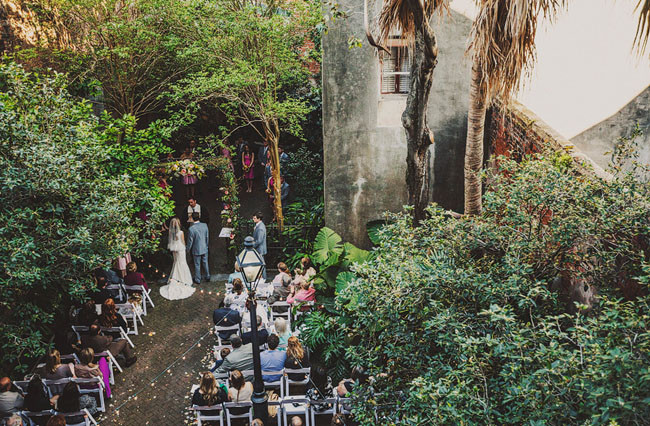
[292,301,314,323]
[337,396,352,415]
[214,324,241,346]
[192,404,224,426]
[284,368,311,396]
[270,301,291,328]
[13,380,30,393]
[223,401,253,426]
[310,397,338,425]
[73,377,106,412]
[19,410,55,425]
[124,285,154,315]
[117,303,142,334]
[281,396,311,426]
[262,370,285,398]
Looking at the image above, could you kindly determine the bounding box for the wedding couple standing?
[160,213,210,300]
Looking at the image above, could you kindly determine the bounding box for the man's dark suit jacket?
[80,334,112,353]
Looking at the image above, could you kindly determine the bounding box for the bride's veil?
[168,218,182,250]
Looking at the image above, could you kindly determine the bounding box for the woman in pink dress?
[241,144,255,193]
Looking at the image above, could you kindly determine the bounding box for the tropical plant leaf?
[366,219,387,245]
[335,271,356,295]
[312,227,343,265]
[343,242,370,267]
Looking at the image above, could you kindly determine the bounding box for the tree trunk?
[264,119,284,231]
[464,60,487,215]
[403,0,438,223]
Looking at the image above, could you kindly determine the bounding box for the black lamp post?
[236,236,268,423]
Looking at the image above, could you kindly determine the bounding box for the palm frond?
[468,0,566,103]
[378,0,449,44]
[634,0,650,55]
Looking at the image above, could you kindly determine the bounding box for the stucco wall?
[322,2,473,247]
[570,86,650,171]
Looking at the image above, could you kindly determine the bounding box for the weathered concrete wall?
[323,2,472,247]
[570,86,650,171]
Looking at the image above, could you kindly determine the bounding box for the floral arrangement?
[167,159,206,180]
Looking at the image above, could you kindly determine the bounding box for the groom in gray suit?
[186,212,210,284]
[252,212,267,279]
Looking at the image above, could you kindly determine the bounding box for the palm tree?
[464,0,650,216]
[373,0,449,222]
[464,0,566,215]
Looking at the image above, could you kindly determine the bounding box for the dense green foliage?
[303,152,649,425]
[0,63,172,375]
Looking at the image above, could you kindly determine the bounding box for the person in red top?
[124,262,149,292]
[286,278,316,306]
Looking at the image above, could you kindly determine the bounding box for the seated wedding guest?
[291,416,303,426]
[91,271,118,305]
[228,262,244,284]
[223,279,247,312]
[212,308,241,340]
[81,324,137,367]
[24,376,54,424]
[306,365,334,413]
[124,262,149,292]
[74,348,103,381]
[99,298,128,332]
[46,414,65,426]
[76,300,98,327]
[55,381,96,423]
[337,366,368,397]
[215,336,254,380]
[210,348,231,372]
[0,377,23,419]
[284,337,310,381]
[270,262,292,289]
[43,349,74,381]
[260,334,286,383]
[241,315,268,346]
[274,318,291,349]
[286,279,316,306]
[293,257,316,284]
[192,372,227,415]
[227,370,253,414]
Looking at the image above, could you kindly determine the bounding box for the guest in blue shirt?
[260,334,286,382]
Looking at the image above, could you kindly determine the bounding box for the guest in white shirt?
[224,279,248,312]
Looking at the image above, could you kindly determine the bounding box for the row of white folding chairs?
[191,396,349,426]
[72,325,134,349]
[18,408,97,426]
[212,367,310,399]
[14,377,106,413]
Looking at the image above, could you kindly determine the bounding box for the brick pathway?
[99,280,225,425]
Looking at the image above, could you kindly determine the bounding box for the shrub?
[319,152,649,425]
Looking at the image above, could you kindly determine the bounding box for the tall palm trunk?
[403,0,438,222]
[464,60,487,215]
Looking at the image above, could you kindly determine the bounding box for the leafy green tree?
[170,0,321,229]
[306,151,649,424]
[0,62,171,375]
[30,0,197,120]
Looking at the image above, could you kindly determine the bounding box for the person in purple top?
[260,334,286,382]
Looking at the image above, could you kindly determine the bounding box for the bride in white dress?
[160,218,196,300]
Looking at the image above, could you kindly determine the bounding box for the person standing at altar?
[186,212,210,284]
[252,212,267,280]
[183,198,209,227]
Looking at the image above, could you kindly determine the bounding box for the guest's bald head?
[0,377,11,392]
